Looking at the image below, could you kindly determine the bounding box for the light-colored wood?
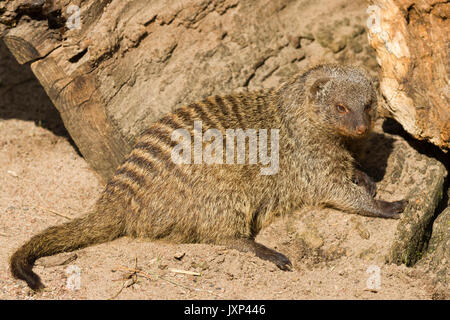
[368,0,449,150]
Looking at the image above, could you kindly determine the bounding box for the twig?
[169,269,201,276]
[108,258,139,300]
[0,232,9,237]
[113,265,221,297]
[36,205,72,220]
[364,288,379,293]
[108,277,136,300]
[108,281,126,300]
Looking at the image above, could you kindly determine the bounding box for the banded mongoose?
[10,64,407,291]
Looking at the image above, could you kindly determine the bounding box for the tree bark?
[367,0,449,151]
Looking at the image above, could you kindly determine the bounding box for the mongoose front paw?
[377,199,408,219]
[389,200,408,213]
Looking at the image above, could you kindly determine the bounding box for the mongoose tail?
[10,213,124,291]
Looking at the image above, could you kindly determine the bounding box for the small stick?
[108,281,126,300]
[36,205,72,220]
[108,278,136,300]
[113,265,221,297]
[108,259,139,300]
[0,232,9,237]
[169,269,201,276]
[363,288,379,293]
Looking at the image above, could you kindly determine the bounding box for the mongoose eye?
[336,104,348,114]
[364,104,371,112]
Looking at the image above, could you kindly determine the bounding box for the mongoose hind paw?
[226,239,293,271]
[255,247,292,271]
[274,254,293,271]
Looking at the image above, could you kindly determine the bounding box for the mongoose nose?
[356,125,367,135]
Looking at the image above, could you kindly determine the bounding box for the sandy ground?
[0,39,442,300]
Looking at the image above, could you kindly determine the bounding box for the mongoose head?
[305,64,377,138]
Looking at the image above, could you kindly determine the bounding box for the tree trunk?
[367,0,449,151]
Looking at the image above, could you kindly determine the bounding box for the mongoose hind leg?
[353,169,376,197]
[222,238,292,271]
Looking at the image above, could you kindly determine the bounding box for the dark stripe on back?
[189,102,218,130]
[256,95,264,117]
[116,166,146,187]
[159,114,184,131]
[174,107,195,128]
[226,95,245,128]
[105,178,135,197]
[141,126,178,148]
[134,140,171,162]
[133,142,191,185]
[127,152,155,171]
[214,95,230,118]
[202,98,228,127]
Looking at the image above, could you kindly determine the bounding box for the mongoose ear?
[309,78,330,100]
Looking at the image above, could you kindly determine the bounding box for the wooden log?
[2,19,60,64]
[30,57,131,180]
[367,0,449,150]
